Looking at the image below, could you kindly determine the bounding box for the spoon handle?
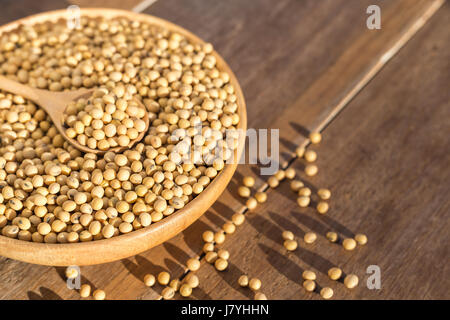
[0,75,41,102]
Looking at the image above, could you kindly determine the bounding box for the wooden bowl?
[0,9,247,266]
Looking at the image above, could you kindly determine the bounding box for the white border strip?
[132,0,158,13]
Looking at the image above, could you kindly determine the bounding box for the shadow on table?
[289,122,310,138]
[291,208,355,239]
[258,243,323,295]
[27,287,62,300]
[122,255,166,284]
[227,170,247,205]
[54,266,100,298]
[280,136,298,153]
[203,209,227,229]
[213,260,254,299]
[164,257,184,277]
[268,179,299,203]
[290,211,330,236]
[212,200,237,222]
[188,285,213,300]
[249,212,335,276]
[269,211,306,238]
[163,242,192,267]
[181,218,212,251]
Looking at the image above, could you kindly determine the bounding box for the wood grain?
[188,3,450,300]
[0,0,447,299]
[0,0,69,25]
[142,0,446,298]
[70,0,146,11]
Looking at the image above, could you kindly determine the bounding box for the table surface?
[0,0,448,300]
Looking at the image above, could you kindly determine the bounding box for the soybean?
[284,239,298,251]
[144,274,156,287]
[355,234,368,245]
[344,274,359,289]
[249,278,262,291]
[326,231,338,243]
[303,280,316,292]
[93,289,106,300]
[320,287,333,299]
[343,238,357,251]
[158,271,171,285]
[302,270,316,281]
[304,232,317,244]
[238,275,249,287]
[80,284,91,298]
[309,132,322,144]
[180,284,192,297]
[214,258,228,271]
[187,258,201,272]
[328,267,342,280]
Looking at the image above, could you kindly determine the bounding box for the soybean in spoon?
[0,75,149,154]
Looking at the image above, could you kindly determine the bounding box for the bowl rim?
[0,8,247,266]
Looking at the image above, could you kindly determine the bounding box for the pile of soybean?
[0,16,240,243]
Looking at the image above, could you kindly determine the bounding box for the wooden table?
[0,0,448,300]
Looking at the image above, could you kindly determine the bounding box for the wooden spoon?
[0,75,149,154]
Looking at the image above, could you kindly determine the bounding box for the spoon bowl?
[0,75,149,154]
